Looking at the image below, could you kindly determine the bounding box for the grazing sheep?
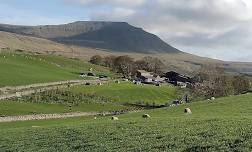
[94,117,97,120]
[211,97,215,100]
[115,80,120,84]
[111,116,119,120]
[142,114,151,118]
[184,108,192,114]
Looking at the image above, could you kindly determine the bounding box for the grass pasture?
[0,101,130,116]
[70,82,178,105]
[0,52,112,87]
[1,93,251,151]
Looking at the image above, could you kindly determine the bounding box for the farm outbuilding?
[136,70,153,78]
[87,72,95,76]
[165,71,192,86]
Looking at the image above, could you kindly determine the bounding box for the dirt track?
[0,110,138,123]
[0,79,106,100]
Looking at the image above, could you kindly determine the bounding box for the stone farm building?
[164,71,192,87]
[136,70,165,84]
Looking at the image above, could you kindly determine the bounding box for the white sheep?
[142,114,151,118]
[211,97,215,100]
[111,116,119,120]
[184,108,192,114]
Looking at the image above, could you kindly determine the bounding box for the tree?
[134,59,146,71]
[90,55,103,65]
[104,55,117,68]
[191,66,234,98]
[114,56,134,77]
[135,56,165,74]
[153,58,165,74]
[232,75,250,95]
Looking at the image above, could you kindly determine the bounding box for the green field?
[70,82,178,105]
[0,52,112,87]
[1,93,251,151]
[0,101,130,116]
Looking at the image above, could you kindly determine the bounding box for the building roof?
[137,70,149,73]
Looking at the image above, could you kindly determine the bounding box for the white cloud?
[91,7,135,21]
[71,0,252,61]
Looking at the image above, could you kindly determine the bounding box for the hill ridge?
[0,21,180,53]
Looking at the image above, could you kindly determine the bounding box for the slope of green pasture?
[0,101,129,116]
[38,55,114,77]
[0,52,111,87]
[70,82,178,105]
[0,93,252,151]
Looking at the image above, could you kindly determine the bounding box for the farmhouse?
[153,75,165,83]
[136,70,165,84]
[136,70,152,78]
[136,70,155,83]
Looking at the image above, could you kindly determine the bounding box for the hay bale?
[184,108,192,114]
[111,116,119,120]
[142,114,151,118]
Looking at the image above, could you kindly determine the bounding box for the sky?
[0,0,252,62]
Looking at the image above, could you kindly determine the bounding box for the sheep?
[184,108,192,114]
[111,116,119,120]
[211,97,215,100]
[142,114,151,118]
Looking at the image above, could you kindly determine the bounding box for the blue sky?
[0,0,89,25]
[1,0,252,62]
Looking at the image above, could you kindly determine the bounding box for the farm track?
[0,110,139,123]
[0,79,107,100]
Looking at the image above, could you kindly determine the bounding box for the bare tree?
[114,56,134,77]
[90,55,103,65]
[135,56,165,74]
[104,55,117,68]
[232,75,250,95]
[191,66,235,98]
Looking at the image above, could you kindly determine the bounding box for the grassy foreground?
[70,82,178,105]
[0,52,112,87]
[0,94,251,151]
